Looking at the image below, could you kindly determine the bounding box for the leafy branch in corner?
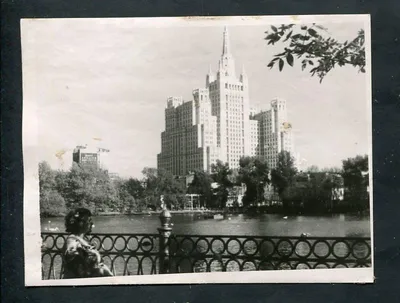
[265,24,366,82]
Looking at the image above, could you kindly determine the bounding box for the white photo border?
[22,14,374,286]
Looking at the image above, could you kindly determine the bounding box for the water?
[41,213,370,237]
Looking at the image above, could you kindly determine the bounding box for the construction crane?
[97,148,110,153]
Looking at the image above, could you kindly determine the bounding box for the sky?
[22,17,371,178]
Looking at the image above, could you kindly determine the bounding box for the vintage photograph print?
[22,15,373,286]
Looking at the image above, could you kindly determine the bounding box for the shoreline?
[41,209,370,218]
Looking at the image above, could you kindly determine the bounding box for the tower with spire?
[204,26,252,167]
[158,26,291,176]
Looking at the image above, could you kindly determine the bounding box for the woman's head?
[65,208,93,235]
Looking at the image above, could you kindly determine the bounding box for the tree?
[40,190,67,217]
[322,166,343,174]
[39,161,56,195]
[187,170,213,208]
[124,178,144,200]
[265,24,365,82]
[141,167,186,210]
[39,161,67,216]
[306,165,320,173]
[211,160,233,209]
[271,151,298,210]
[238,156,270,207]
[342,155,369,210]
[61,163,119,214]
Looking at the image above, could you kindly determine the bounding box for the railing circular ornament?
[226,238,242,256]
[312,240,331,259]
[258,260,274,270]
[114,236,128,252]
[139,236,154,253]
[276,239,294,257]
[127,236,140,252]
[259,239,275,257]
[294,240,312,258]
[89,235,102,251]
[242,238,258,256]
[193,258,208,273]
[333,263,349,268]
[295,262,311,269]
[331,240,351,259]
[225,258,241,271]
[55,235,66,250]
[276,261,292,270]
[43,235,55,250]
[241,260,257,271]
[209,258,224,272]
[210,237,226,255]
[180,237,196,255]
[101,235,114,252]
[351,240,371,260]
[313,262,330,269]
[195,237,210,255]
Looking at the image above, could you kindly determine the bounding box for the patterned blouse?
[62,235,112,278]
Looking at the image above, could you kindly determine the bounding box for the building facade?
[157,27,296,176]
[252,98,294,169]
[73,145,100,168]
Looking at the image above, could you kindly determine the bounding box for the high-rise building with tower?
[252,98,294,169]
[157,27,295,176]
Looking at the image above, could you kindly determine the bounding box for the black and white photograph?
[22,15,373,285]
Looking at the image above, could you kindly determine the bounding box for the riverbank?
[41,207,370,218]
[41,209,222,218]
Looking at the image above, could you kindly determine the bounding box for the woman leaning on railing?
[62,208,113,279]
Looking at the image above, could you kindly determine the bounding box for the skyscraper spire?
[206,64,214,86]
[219,26,235,76]
[222,26,230,55]
[241,64,246,75]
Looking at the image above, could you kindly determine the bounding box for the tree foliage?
[211,160,233,209]
[141,167,186,210]
[270,151,298,209]
[342,155,369,210]
[265,23,365,82]
[238,156,270,206]
[39,162,67,216]
[187,170,214,208]
[59,163,120,214]
[38,162,191,217]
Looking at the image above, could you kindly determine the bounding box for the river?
[41,213,371,237]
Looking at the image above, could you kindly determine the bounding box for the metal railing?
[167,235,371,273]
[41,210,371,279]
[41,233,160,279]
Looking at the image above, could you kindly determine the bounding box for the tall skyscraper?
[157,27,295,176]
[252,98,294,169]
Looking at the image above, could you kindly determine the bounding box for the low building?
[226,184,246,207]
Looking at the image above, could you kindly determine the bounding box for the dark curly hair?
[65,208,93,234]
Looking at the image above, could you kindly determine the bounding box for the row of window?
[224,83,244,91]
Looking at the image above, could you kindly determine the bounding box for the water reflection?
[41,213,371,237]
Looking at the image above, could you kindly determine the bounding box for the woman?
[62,208,113,278]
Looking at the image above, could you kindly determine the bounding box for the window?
[225,83,228,88]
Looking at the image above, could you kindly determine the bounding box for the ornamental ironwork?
[167,235,371,273]
[41,233,160,279]
[41,231,371,279]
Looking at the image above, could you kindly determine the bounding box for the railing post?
[158,208,172,274]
